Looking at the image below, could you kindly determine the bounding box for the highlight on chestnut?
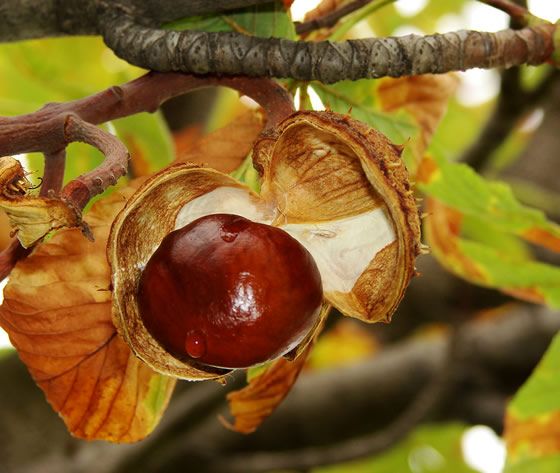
[136,213,324,370]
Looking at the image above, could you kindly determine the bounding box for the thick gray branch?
[0,0,274,42]
[102,16,555,83]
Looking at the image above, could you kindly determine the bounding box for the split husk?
[107,110,421,380]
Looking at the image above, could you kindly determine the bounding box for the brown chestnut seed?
[136,214,323,369]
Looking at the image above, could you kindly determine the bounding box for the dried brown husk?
[0,156,83,248]
[108,111,421,380]
[255,111,421,322]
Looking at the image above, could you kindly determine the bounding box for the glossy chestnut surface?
[137,213,323,369]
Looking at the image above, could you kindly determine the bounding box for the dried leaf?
[0,210,12,251]
[175,110,265,173]
[377,74,459,171]
[173,125,203,158]
[257,111,421,323]
[223,333,317,434]
[0,156,84,248]
[0,187,176,442]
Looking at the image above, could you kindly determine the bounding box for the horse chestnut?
[136,213,323,369]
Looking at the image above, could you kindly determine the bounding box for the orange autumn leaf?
[174,110,265,173]
[0,187,176,442]
[173,124,203,158]
[424,198,556,306]
[424,197,486,282]
[223,342,315,434]
[377,74,459,170]
[221,298,332,433]
[522,227,560,253]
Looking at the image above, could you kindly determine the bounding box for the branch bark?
[101,17,555,83]
[0,0,556,83]
[0,0,274,42]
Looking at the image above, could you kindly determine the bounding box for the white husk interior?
[175,187,395,294]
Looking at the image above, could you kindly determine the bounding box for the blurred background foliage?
[1,0,560,472]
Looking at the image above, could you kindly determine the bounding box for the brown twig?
[41,149,67,196]
[295,0,375,35]
[0,73,294,209]
[0,72,295,278]
[0,72,293,158]
[60,115,130,210]
[0,240,30,281]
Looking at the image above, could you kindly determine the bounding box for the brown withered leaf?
[377,74,459,171]
[223,303,329,433]
[174,110,265,173]
[0,187,176,442]
[173,125,203,158]
[0,211,12,251]
[223,343,314,434]
[0,156,84,248]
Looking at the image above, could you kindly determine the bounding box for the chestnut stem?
[41,148,66,196]
[0,72,295,276]
[0,72,294,157]
[60,115,130,210]
[0,239,30,282]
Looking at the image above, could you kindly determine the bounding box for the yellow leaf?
[0,187,176,442]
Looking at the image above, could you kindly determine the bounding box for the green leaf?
[508,333,560,420]
[419,151,560,247]
[0,37,142,115]
[505,456,560,473]
[504,333,560,472]
[230,153,261,193]
[165,0,295,39]
[459,239,560,307]
[421,150,560,307]
[112,111,174,176]
[311,80,418,167]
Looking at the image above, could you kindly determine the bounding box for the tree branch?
[0,0,274,42]
[0,72,292,158]
[0,72,293,278]
[101,16,555,83]
[478,0,532,25]
[60,115,130,210]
